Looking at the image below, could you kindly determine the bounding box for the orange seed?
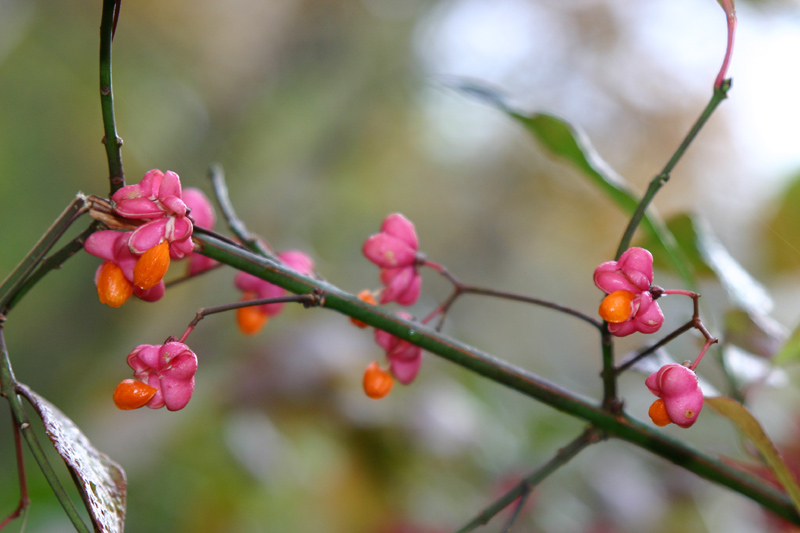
[598,290,636,324]
[97,261,134,308]
[648,398,672,427]
[133,240,171,290]
[363,361,394,399]
[113,379,158,410]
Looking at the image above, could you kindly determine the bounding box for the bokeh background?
[2,0,800,531]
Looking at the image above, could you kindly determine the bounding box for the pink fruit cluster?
[593,247,664,337]
[645,363,703,428]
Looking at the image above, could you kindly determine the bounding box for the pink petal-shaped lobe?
[158,171,183,201]
[390,352,422,385]
[374,312,424,385]
[139,169,164,198]
[593,247,654,294]
[380,213,418,250]
[113,197,165,219]
[85,231,124,261]
[129,219,167,254]
[607,292,663,337]
[278,250,314,275]
[134,282,165,302]
[362,234,417,268]
[183,188,216,230]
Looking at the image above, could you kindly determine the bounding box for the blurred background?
[2,0,800,531]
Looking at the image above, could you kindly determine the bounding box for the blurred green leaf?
[450,80,695,288]
[18,384,126,533]
[640,213,772,315]
[774,324,800,365]
[639,213,713,276]
[706,397,800,515]
[724,308,787,360]
[764,170,800,272]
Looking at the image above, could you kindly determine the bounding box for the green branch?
[615,81,730,258]
[192,230,800,524]
[100,0,124,194]
[5,222,100,313]
[0,195,89,314]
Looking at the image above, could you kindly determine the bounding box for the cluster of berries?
[101,170,318,412]
[356,214,426,400]
[594,247,704,428]
[86,170,214,411]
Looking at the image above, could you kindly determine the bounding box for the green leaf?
[774,325,800,366]
[450,80,695,289]
[706,396,800,515]
[18,384,127,533]
[640,213,772,315]
[724,308,787,360]
[764,170,800,273]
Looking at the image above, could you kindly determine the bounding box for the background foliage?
[3,0,800,531]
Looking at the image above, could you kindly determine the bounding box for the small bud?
[350,290,377,328]
[363,361,394,399]
[598,290,636,324]
[236,293,269,335]
[97,261,134,307]
[648,398,671,427]
[113,379,158,410]
[133,240,171,290]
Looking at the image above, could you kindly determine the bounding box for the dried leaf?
[706,397,800,514]
[17,384,126,533]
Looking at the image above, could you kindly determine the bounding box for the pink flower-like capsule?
[182,188,218,275]
[126,342,198,411]
[645,363,703,428]
[594,247,664,336]
[85,230,165,303]
[112,169,187,219]
[234,250,315,317]
[112,169,194,259]
[362,213,422,306]
[374,311,423,385]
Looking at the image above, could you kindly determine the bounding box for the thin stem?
[615,320,694,375]
[499,487,532,533]
[422,261,602,331]
[177,293,321,343]
[192,231,800,524]
[714,0,736,90]
[0,195,89,314]
[100,0,124,194]
[690,339,715,371]
[455,427,602,533]
[0,328,90,533]
[5,222,100,313]
[463,287,603,329]
[0,405,29,530]
[207,164,273,258]
[615,83,730,258]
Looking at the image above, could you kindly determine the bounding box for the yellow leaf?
[706,397,800,514]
